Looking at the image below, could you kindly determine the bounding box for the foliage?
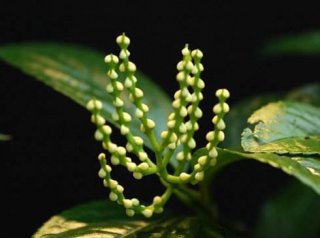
[261,31,320,55]
[0,33,319,237]
[253,182,320,238]
[33,201,237,238]
[0,133,11,141]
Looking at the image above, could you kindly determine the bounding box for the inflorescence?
[87,33,230,217]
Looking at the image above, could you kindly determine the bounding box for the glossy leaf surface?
[33,201,235,238]
[194,148,320,195]
[241,101,320,151]
[243,136,320,155]
[0,43,172,148]
[223,84,320,149]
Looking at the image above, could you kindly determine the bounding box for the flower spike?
[87,33,230,217]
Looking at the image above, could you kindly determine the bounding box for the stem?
[173,186,214,220]
[199,175,218,219]
[146,131,161,153]
[161,148,174,167]
[179,184,201,201]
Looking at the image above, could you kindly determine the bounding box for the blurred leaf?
[0,134,11,141]
[0,43,172,149]
[241,101,320,152]
[253,182,320,238]
[33,200,236,238]
[261,31,320,55]
[286,83,320,106]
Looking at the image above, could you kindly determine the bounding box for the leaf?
[261,31,320,55]
[222,93,282,149]
[231,101,320,194]
[241,101,320,152]
[225,149,320,195]
[222,83,320,149]
[286,83,320,107]
[253,181,320,238]
[33,200,235,238]
[194,147,320,195]
[195,87,320,199]
[0,43,172,149]
[193,148,243,176]
[244,136,320,155]
[0,134,11,141]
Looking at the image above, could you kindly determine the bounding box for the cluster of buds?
[87,33,230,217]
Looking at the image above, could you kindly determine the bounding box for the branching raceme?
[87,34,230,218]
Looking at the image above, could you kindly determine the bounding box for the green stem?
[199,174,218,219]
[173,186,213,220]
[179,184,201,201]
[146,131,161,153]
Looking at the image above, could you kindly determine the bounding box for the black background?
[1,1,320,237]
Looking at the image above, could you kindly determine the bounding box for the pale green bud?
[109,179,118,189]
[117,146,126,156]
[179,172,191,181]
[133,136,143,146]
[94,130,104,141]
[127,162,137,172]
[109,192,118,201]
[98,169,106,178]
[111,155,120,165]
[138,162,149,171]
[142,208,154,218]
[133,172,143,180]
[217,131,225,141]
[124,77,133,88]
[123,199,133,208]
[120,125,129,135]
[206,131,214,141]
[126,209,135,217]
[195,171,204,182]
[153,196,162,205]
[198,156,207,166]
[116,34,130,46]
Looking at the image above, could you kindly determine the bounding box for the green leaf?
[224,149,320,195]
[253,182,320,238]
[244,136,320,155]
[238,101,320,193]
[33,200,235,238]
[241,101,320,152]
[0,134,11,141]
[261,31,320,55]
[195,85,320,194]
[222,83,320,149]
[194,147,320,195]
[196,87,320,197]
[222,93,282,149]
[193,148,243,176]
[0,43,172,149]
[286,83,320,107]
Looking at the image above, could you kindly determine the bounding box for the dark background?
[1,1,320,237]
